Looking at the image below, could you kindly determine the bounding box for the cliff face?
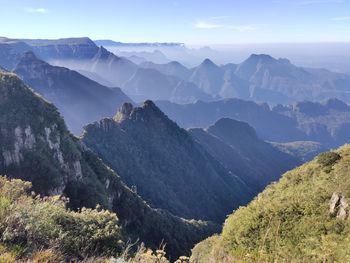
[0,72,217,259]
[82,101,252,223]
[23,37,99,61]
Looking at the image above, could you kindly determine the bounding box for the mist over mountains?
[2,35,350,261]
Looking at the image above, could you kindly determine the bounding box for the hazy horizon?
[1,0,350,44]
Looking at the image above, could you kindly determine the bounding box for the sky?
[0,0,350,44]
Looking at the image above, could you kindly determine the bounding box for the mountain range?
[3,37,350,106]
[13,51,132,134]
[0,72,217,259]
[82,101,298,222]
[156,98,350,153]
[2,36,350,261]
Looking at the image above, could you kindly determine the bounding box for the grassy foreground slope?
[191,145,350,262]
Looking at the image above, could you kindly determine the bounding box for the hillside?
[82,102,252,222]
[189,118,299,193]
[191,145,350,262]
[14,51,132,134]
[0,72,217,259]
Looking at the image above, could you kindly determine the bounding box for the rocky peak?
[246,54,275,63]
[115,102,134,122]
[329,192,350,219]
[208,118,258,143]
[18,50,40,63]
[143,99,158,109]
[15,51,49,71]
[200,58,218,68]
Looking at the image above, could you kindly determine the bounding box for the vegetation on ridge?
[191,145,350,262]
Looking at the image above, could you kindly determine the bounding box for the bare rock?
[329,192,341,215]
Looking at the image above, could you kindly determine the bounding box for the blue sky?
[0,0,350,44]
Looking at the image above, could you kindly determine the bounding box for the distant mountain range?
[94,40,184,47]
[2,36,350,106]
[156,98,350,151]
[13,51,132,134]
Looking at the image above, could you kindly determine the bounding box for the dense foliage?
[0,176,193,263]
[191,146,350,262]
[0,176,124,261]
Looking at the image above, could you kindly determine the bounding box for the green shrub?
[0,176,124,260]
[317,151,341,166]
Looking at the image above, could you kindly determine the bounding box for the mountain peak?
[15,50,48,70]
[19,50,39,62]
[324,98,350,111]
[115,102,134,122]
[247,54,275,62]
[200,58,217,67]
[143,99,157,109]
[208,118,258,142]
[114,100,163,124]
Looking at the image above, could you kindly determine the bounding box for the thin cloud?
[194,17,260,32]
[27,8,48,14]
[331,16,350,21]
[194,21,224,29]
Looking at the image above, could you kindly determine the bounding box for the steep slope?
[0,38,32,70]
[189,59,250,100]
[82,101,252,222]
[191,146,350,262]
[189,58,224,96]
[0,72,216,259]
[14,51,132,134]
[219,69,250,99]
[84,46,138,87]
[189,118,299,193]
[123,67,212,103]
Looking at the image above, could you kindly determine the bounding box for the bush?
[0,176,124,260]
[317,151,341,166]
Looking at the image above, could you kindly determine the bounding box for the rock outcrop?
[329,192,350,219]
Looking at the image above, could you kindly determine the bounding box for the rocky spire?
[114,102,134,122]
